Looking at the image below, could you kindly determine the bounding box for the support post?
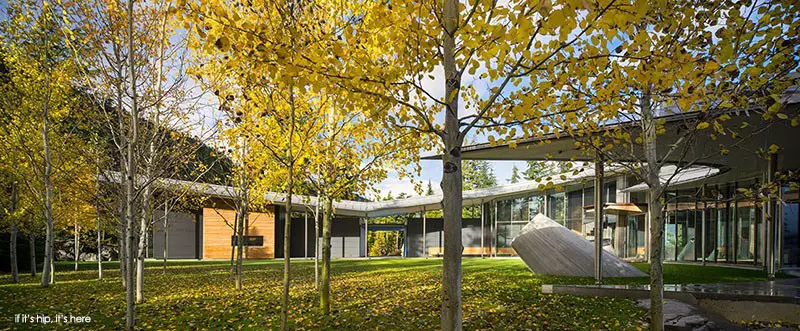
[493,200,498,257]
[304,211,308,258]
[732,182,738,264]
[777,178,784,271]
[480,201,485,258]
[594,157,604,285]
[701,201,707,265]
[423,207,427,258]
[767,152,778,279]
[364,216,369,259]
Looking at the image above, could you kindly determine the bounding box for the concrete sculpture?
[511,213,647,278]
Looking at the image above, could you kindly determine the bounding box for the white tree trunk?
[281,89,297,331]
[41,71,55,288]
[314,199,319,289]
[642,87,664,331]
[75,222,80,271]
[320,196,333,313]
[97,176,103,280]
[136,191,150,303]
[125,0,139,327]
[441,0,464,328]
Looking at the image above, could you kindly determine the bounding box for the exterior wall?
[202,206,276,259]
[274,206,362,258]
[329,217,362,258]
[152,210,197,259]
[406,218,485,257]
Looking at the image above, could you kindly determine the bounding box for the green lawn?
[0,258,786,330]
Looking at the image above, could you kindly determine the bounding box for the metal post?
[493,200,498,257]
[732,181,738,264]
[423,207,427,258]
[594,158,604,285]
[304,211,308,258]
[701,192,707,266]
[480,201,485,258]
[777,179,784,271]
[767,152,778,279]
[364,216,369,259]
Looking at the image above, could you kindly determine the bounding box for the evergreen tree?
[523,161,555,181]
[461,160,496,218]
[426,180,435,196]
[462,160,496,190]
[509,165,520,183]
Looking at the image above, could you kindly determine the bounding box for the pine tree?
[462,160,496,190]
[509,165,520,183]
[523,161,555,181]
[426,180,435,196]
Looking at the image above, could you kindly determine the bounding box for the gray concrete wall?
[406,217,484,257]
[152,210,197,259]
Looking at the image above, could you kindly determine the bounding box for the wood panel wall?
[202,206,276,259]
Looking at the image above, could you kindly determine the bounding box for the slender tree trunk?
[235,194,247,290]
[320,196,333,313]
[49,256,54,284]
[96,165,103,280]
[125,0,139,327]
[441,0,464,328]
[281,88,296,331]
[29,233,36,277]
[11,222,19,283]
[75,222,80,271]
[41,70,55,288]
[136,191,150,303]
[10,182,19,283]
[314,197,320,289]
[229,238,235,281]
[120,198,127,289]
[642,87,664,331]
[98,225,103,280]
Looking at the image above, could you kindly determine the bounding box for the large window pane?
[548,192,566,226]
[737,203,757,262]
[529,195,545,217]
[567,190,583,233]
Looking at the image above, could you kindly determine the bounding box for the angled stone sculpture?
[511,213,647,278]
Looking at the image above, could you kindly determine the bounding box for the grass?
[0,258,788,330]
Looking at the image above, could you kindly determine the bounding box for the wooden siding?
[202,206,276,259]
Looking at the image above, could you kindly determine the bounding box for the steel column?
[304,211,308,258]
[480,201,485,258]
[767,152,778,279]
[423,208,427,258]
[594,158,604,285]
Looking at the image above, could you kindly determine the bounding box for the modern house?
[146,101,799,275]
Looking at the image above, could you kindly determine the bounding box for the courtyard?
[0,259,788,330]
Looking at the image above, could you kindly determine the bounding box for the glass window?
[567,189,583,233]
[548,192,566,226]
[737,201,758,262]
[513,197,530,223]
[528,195,545,217]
